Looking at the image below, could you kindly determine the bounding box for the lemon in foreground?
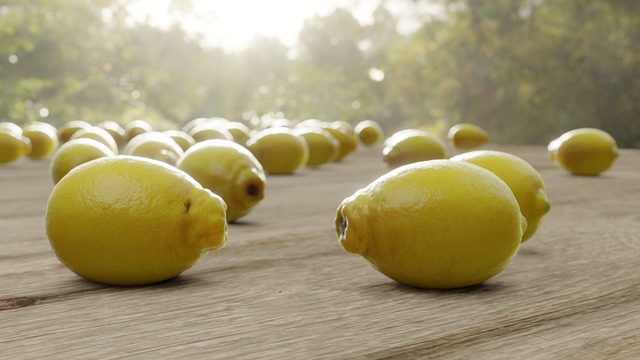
[336,160,526,289]
[451,150,550,241]
[383,129,448,168]
[247,128,309,174]
[355,120,384,146]
[49,138,115,184]
[552,128,618,176]
[0,131,31,164]
[46,156,228,286]
[448,123,489,150]
[177,139,266,222]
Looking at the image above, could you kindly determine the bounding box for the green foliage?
[0,0,638,146]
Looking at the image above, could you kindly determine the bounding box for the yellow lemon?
[0,131,31,164]
[336,160,526,289]
[0,122,23,135]
[57,120,92,143]
[124,119,153,141]
[448,123,489,149]
[22,123,59,159]
[383,129,448,168]
[45,156,227,286]
[49,138,115,184]
[181,117,209,134]
[70,126,119,154]
[177,139,266,222]
[189,123,234,143]
[225,121,252,147]
[294,127,340,167]
[547,137,560,163]
[164,130,196,152]
[451,150,550,241]
[553,128,619,176]
[96,120,127,148]
[247,128,309,174]
[331,120,355,135]
[122,131,184,165]
[355,120,384,146]
[321,126,357,161]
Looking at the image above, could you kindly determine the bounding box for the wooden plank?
[1,144,639,359]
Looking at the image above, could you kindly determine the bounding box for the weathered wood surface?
[1,144,639,359]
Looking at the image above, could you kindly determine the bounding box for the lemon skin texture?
[22,123,59,159]
[45,156,228,286]
[383,129,448,168]
[448,123,489,150]
[451,150,550,241]
[554,128,618,176]
[0,131,31,164]
[50,138,115,184]
[336,160,526,289]
[294,127,340,167]
[177,139,266,222]
[355,120,384,146]
[247,128,309,174]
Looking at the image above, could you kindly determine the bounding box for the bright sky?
[126,0,436,52]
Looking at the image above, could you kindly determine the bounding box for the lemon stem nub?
[247,183,260,198]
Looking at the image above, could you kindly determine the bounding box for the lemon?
[189,123,235,143]
[225,121,252,147]
[181,117,209,134]
[448,123,489,149]
[0,131,31,164]
[22,123,59,159]
[122,131,184,165]
[50,138,115,184]
[164,130,196,152]
[355,120,384,146]
[553,128,619,176]
[547,137,560,163]
[46,156,227,286]
[331,120,355,136]
[451,150,550,241]
[382,129,448,168]
[321,126,357,161]
[336,160,526,289]
[70,127,119,154]
[57,120,92,143]
[247,128,309,174]
[0,122,23,135]
[124,119,153,141]
[294,127,340,166]
[177,139,266,222]
[96,120,127,148]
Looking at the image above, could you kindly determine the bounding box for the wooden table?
[1,144,639,359]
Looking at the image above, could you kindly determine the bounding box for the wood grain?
[1,144,639,359]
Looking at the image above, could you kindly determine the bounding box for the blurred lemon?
[70,126,119,154]
[451,150,550,241]
[164,130,196,152]
[448,123,489,149]
[382,129,448,168]
[294,127,340,166]
[225,121,252,146]
[331,120,355,135]
[96,120,127,148]
[122,131,184,165]
[50,138,114,184]
[22,122,59,159]
[553,128,619,176]
[181,117,209,134]
[0,122,23,135]
[355,120,384,146]
[45,156,227,286]
[247,128,309,174]
[0,131,31,164]
[321,126,357,161]
[57,120,92,143]
[177,139,266,222]
[124,119,153,141]
[189,123,234,143]
[336,160,526,289]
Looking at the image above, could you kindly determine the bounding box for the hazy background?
[1,0,639,146]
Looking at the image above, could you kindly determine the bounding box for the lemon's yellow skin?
[124,119,153,141]
[177,139,266,222]
[0,131,31,164]
[0,122,23,135]
[355,120,384,146]
[50,138,115,184]
[322,127,357,161]
[451,150,550,241]
[189,123,234,143]
[122,132,184,165]
[553,128,619,176]
[448,123,489,150]
[336,160,526,289]
[70,127,119,155]
[225,122,252,147]
[22,123,59,159]
[96,121,127,148]
[383,129,448,168]
[57,120,92,143]
[46,156,228,286]
[331,120,355,136]
[164,130,196,152]
[247,128,309,174]
[294,127,340,167]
